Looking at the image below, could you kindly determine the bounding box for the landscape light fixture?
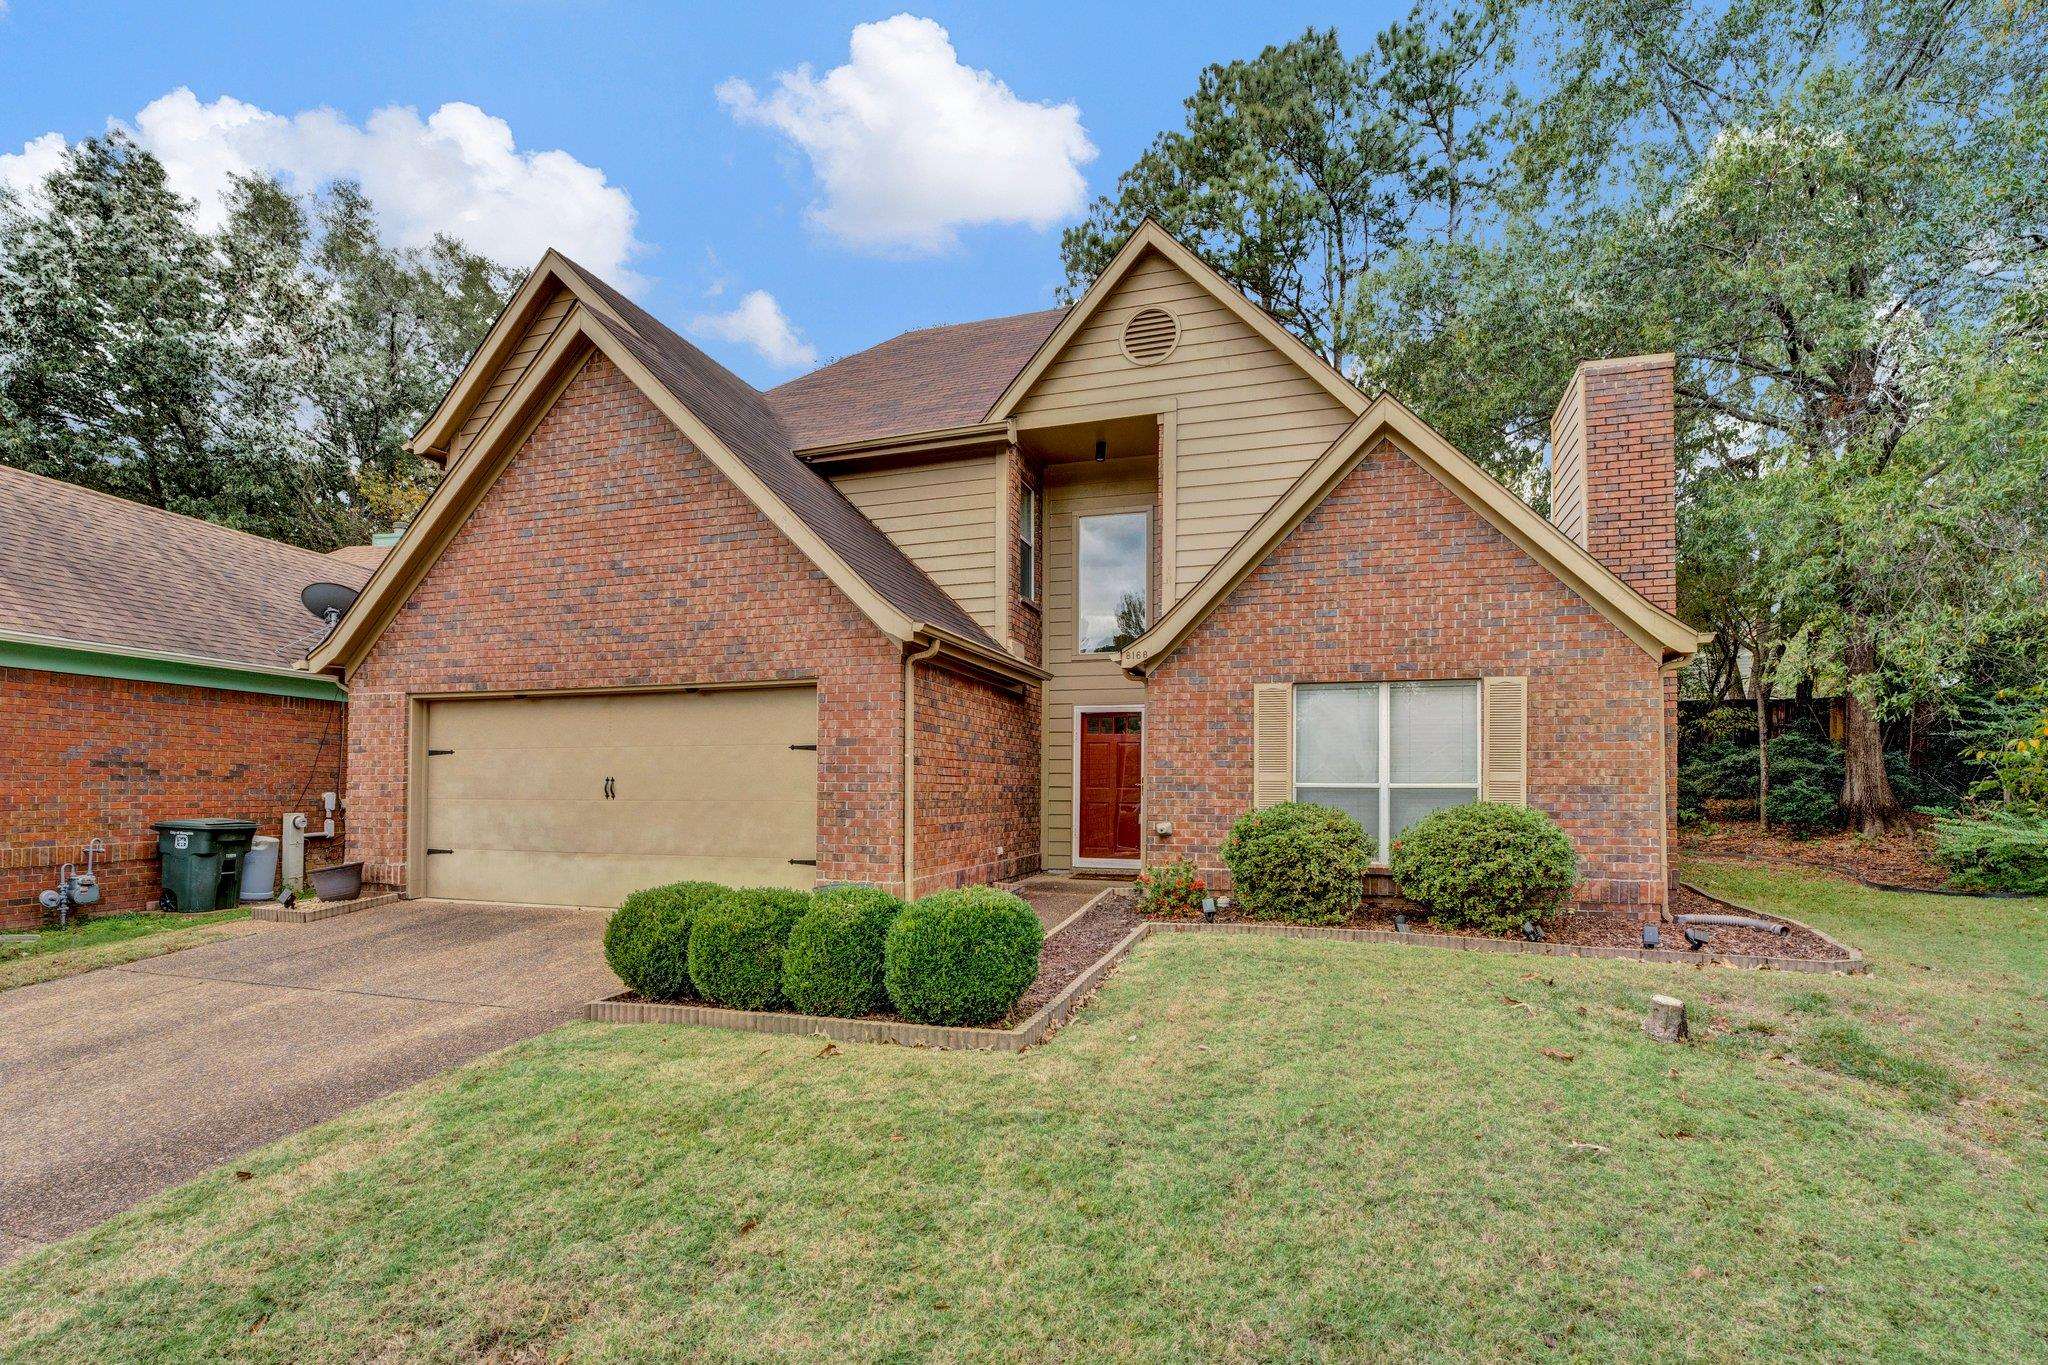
[1394,913,1407,933]
[1200,895,1216,923]
[1521,921,1545,943]
[1683,926,1710,951]
[1641,923,1660,950]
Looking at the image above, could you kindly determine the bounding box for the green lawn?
[2,863,2043,1361]
[0,908,251,993]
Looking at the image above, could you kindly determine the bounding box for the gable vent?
[1120,307,1181,365]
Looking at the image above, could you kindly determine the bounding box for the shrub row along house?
[0,466,376,928]
[305,221,1702,913]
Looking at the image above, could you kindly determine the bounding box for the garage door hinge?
[788,743,818,751]
[427,848,453,855]
[427,748,454,756]
[788,858,818,866]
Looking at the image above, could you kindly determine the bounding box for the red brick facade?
[1143,441,1671,910]
[911,663,1038,897]
[1550,355,1678,612]
[344,354,915,892]
[1,667,346,929]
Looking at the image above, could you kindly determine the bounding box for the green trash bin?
[152,818,260,913]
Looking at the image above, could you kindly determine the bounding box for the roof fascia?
[2,629,346,700]
[984,220,1369,425]
[796,421,1012,466]
[1117,396,1702,673]
[312,306,926,675]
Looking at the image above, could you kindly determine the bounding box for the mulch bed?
[1125,884,1852,964]
[1004,900,1142,1024]
[1681,817,1954,891]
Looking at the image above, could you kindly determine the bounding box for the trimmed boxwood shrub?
[1219,802,1372,925]
[883,887,1043,1026]
[603,880,727,1001]
[1390,802,1578,935]
[782,886,905,1017]
[686,887,815,1010]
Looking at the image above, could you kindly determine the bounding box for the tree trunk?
[1754,667,1771,832]
[1840,640,1904,835]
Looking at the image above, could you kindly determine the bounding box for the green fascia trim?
[0,639,345,701]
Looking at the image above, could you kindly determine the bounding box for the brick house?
[0,467,366,928]
[308,222,1701,910]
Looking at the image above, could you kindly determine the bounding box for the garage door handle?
[789,743,817,751]
[788,858,817,867]
[427,848,453,855]
[428,749,454,756]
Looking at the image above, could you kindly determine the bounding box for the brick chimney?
[1548,354,1677,612]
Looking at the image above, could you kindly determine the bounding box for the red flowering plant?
[1136,859,1207,916]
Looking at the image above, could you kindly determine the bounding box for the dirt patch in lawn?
[1129,885,1853,964]
[1681,817,1954,891]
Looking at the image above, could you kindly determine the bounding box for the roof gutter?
[909,622,1047,688]
[0,628,347,701]
[797,421,1013,467]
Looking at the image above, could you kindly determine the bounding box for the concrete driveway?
[0,899,615,1267]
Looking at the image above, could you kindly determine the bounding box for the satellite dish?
[301,581,360,625]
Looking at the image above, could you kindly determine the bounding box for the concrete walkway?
[0,899,614,1267]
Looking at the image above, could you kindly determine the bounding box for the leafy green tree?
[0,134,231,521]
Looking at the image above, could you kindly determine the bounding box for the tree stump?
[1644,995,1689,1043]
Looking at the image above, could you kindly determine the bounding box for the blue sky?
[0,1,1406,386]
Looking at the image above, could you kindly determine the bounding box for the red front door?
[1078,710,1143,861]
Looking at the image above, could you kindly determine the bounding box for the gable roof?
[986,220,1370,424]
[0,463,367,674]
[310,258,1034,681]
[765,308,1066,451]
[1117,396,1707,671]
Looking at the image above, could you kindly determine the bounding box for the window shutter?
[1481,676,1529,805]
[1252,683,1293,808]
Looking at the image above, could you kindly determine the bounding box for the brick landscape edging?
[249,891,403,924]
[585,920,1151,1052]
[1150,898,1867,975]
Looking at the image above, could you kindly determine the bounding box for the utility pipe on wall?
[902,637,943,898]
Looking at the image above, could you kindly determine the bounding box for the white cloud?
[0,132,68,205]
[689,290,818,370]
[717,14,1095,254]
[1,88,645,285]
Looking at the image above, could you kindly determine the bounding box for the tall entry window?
[1076,510,1149,653]
[1294,681,1480,862]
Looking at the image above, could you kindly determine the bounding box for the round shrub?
[782,886,905,1017]
[883,887,1044,1027]
[1219,802,1372,925]
[1389,802,1578,935]
[603,881,727,1001]
[686,887,815,1010]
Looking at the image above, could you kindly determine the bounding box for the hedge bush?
[602,880,727,1001]
[1219,802,1372,925]
[782,886,905,1017]
[1934,811,2048,894]
[1389,803,1578,935]
[686,887,815,1010]
[883,887,1043,1026]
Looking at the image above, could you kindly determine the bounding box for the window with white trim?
[1018,483,1040,604]
[1294,681,1481,862]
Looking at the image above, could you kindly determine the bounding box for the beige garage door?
[419,686,818,907]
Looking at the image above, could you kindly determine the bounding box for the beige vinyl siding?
[450,290,577,464]
[1011,252,1357,601]
[1041,457,1150,869]
[1548,374,1588,547]
[831,455,1001,634]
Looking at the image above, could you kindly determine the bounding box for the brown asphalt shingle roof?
[564,262,1004,650]
[765,308,1067,450]
[324,543,390,573]
[0,464,369,671]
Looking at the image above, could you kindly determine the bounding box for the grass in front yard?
[1,865,2043,1361]
[0,908,252,993]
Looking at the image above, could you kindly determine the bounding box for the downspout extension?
[902,637,944,899]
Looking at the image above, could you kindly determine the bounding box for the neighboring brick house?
[309,221,1701,911]
[0,466,367,928]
